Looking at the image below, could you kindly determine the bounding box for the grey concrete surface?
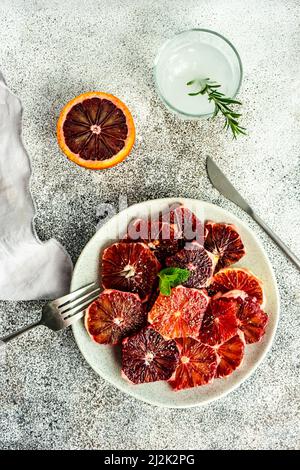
[0,0,299,450]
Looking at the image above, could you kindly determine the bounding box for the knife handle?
[252,211,300,270]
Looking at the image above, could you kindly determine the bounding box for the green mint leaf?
[174,269,190,284]
[158,268,178,282]
[158,267,190,295]
[158,276,171,296]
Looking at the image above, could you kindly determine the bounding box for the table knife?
[206,156,300,271]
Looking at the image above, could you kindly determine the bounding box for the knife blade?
[206,156,300,270]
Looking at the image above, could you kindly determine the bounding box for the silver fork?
[0,282,100,343]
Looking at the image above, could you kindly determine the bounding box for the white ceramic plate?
[71,198,279,408]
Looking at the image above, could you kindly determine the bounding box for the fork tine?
[54,282,96,308]
[62,293,100,325]
[60,287,101,316]
[63,310,86,328]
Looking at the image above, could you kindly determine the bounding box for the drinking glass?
[154,29,243,119]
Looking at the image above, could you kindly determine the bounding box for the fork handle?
[0,320,41,343]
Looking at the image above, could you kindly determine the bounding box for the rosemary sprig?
[187,78,246,138]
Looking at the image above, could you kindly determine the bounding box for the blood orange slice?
[85,289,146,345]
[168,338,217,390]
[236,296,268,343]
[162,204,204,243]
[219,291,268,343]
[148,285,209,339]
[204,221,245,271]
[57,92,135,170]
[122,327,179,384]
[101,242,161,302]
[217,289,248,301]
[208,268,264,304]
[215,333,245,378]
[125,218,182,263]
[199,297,239,346]
[165,242,215,288]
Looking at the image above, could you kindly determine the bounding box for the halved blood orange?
[148,285,209,340]
[101,242,161,302]
[122,327,179,384]
[204,221,245,271]
[57,92,135,170]
[199,297,239,346]
[168,338,217,390]
[85,289,146,345]
[215,333,245,378]
[208,268,264,304]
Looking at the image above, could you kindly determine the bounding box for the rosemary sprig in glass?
[187,78,246,138]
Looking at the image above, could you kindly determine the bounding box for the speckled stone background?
[0,0,299,450]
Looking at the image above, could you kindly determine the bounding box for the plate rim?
[71,197,280,408]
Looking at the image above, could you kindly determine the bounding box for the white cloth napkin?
[0,72,73,300]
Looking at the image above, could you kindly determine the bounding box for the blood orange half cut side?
[168,337,218,391]
[216,333,245,378]
[57,92,135,170]
[208,268,264,304]
[148,285,209,339]
[85,289,146,345]
[122,327,179,384]
[199,297,239,346]
[204,221,245,271]
[101,242,161,302]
